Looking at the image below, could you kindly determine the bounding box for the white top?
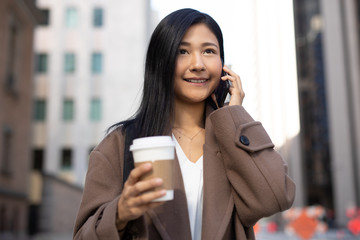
[173,135,203,240]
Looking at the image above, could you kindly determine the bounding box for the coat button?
[240,135,250,146]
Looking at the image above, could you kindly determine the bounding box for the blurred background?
[1,0,360,239]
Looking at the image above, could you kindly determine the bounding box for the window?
[61,148,72,170]
[32,149,44,171]
[40,9,50,26]
[65,7,78,28]
[35,53,48,73]
[93,8,103,27]
[33,99,46,121]
[64,53,75,73]
[90,98,102,122]
[63,99,74,121]
[5,18,19,91]
[1,126,12,175]
[91,52,102,74]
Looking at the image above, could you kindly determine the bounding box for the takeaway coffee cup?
[130,136,175,201]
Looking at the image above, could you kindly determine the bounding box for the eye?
[204,48,216,54]
[178,49,188,55]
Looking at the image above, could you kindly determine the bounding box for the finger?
[221,74,239,92]
[123,200,165,221]
[222,66,245,106]
[130,189,167,207]
[227,81,245,98]
[125,163,152,186]
[223,65,242,83]
[222,66,244,93]
[117,188,166,223]
[127,178,164,198]
[222,65,236,76]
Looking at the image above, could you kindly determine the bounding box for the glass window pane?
[90,98,101,122]
[6,20,18,89]
[61,149,72,170]
[32,149,44,171]
[34,99,46,121]
[63,99,74,121]
[64,53,75,73]
[36,53,48,73]
[93,8,103,27]
[92,53,102,73]
[40,9,50,26]
[65,8,78,28]
[1,127,12,175]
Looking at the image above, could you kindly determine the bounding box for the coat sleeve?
[208,105,296,227]
[73,129,146,239]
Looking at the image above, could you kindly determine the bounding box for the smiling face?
[174,23,223,105]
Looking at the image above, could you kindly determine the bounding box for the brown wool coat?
[73,105,296,240]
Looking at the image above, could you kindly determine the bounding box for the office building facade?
[0,0,44,237]
[293,0,360,227]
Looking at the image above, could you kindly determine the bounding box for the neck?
[173,99,205,130]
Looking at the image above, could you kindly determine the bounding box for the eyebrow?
[179,41,219,49]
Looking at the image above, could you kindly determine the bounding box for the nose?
[189,53,205,71]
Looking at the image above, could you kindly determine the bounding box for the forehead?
[181,23,219,46]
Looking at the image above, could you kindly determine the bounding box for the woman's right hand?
[116,163,166,230]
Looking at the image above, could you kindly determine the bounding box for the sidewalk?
[256,230,360,240]
[29,230,360,240]
[1,231,358,240]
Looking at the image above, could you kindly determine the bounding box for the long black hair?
[110,8,224,139]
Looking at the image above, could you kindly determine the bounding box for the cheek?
[210,61,223,88]
[175,58,187,76]
[210,59,223,76]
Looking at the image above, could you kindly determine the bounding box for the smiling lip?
[184,78,208,83]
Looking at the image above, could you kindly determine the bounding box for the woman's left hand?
[221,65,245,106]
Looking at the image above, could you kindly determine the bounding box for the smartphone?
[212,71,230,108]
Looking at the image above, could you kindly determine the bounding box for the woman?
[74,8,295,240]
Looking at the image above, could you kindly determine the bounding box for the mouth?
[183,78,208,83]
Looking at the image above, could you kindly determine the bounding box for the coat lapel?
[201,105,234,239]
[147,153,192,240]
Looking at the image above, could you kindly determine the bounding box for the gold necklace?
[172,127,204,140]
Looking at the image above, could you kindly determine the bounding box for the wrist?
[116,213,127,232]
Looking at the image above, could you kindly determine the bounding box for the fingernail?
[154,178,163,184]
[144,163,152,168]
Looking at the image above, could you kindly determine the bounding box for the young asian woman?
[73,8,295,240]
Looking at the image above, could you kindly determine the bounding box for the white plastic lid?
[130,136,175,151]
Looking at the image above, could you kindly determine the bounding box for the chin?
[185,96,209,104]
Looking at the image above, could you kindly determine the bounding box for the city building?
[0,0,44,237]
[28,0,154,235]
[292,0,360,227]
[32,0,153,186]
